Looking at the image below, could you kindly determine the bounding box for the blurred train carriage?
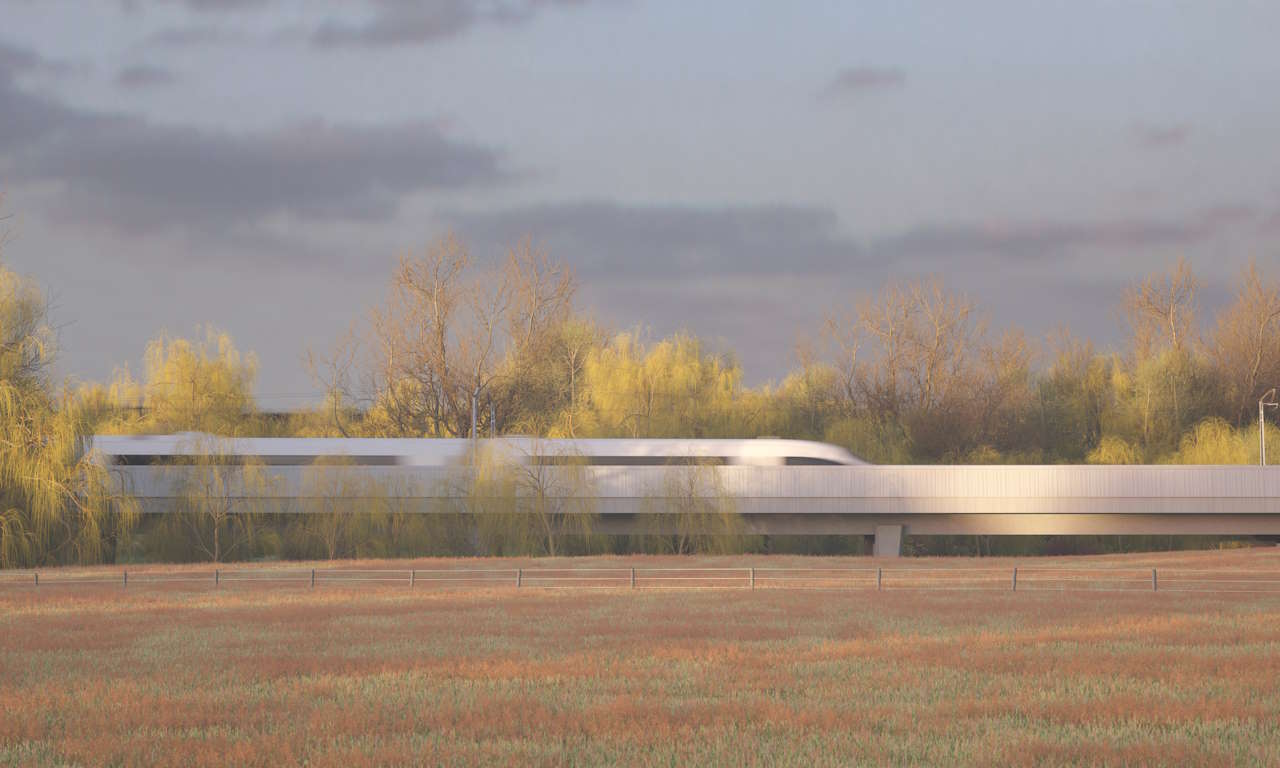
[87,434,1280,557]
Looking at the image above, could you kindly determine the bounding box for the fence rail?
[5,565,1280,594]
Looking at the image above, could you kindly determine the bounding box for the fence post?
[410,569,415,588]
[34,572,38,588]
[630,567,636,589]
[310,569,315,588]
[215,569,219,587]
[516,568,523,588]
[750,567,755,590]
[1012,567,1018,592]
[1152,568,1158,592]
[123,570,128,589]
[876,567,882,591]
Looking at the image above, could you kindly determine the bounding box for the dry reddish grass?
[3,549,1280,766]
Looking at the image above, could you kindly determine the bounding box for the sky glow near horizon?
[1,0,1278,403]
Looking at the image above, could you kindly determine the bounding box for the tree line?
[2,228,1279,566]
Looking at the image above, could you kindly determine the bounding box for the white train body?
[89,434,866,468]
[83,433,1280,555]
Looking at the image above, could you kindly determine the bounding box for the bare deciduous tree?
[855,282,915,416]
[505,237,575,356]
[823,279,989,457]
[821,312,860,412]
[1125,257,1199,359]
[905,279,979,415]
[1207,262,1280,424]
[305,325,360,437]
[1123,259,1202,440]
[366,234,576,438]
[370,234,471,437]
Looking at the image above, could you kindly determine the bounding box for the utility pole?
[470,391,478,469]
[1261,389,1278,466]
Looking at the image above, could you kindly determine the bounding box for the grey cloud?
[821,66,906,99]
[445,201,1255,282]
[446,202,1234,382]
[116,64,176,88]
[1134,122,1190,148]
[0,47,508,241]
[20,120,507,232]
[0,45,81,153]
[1256,206,1280,235]
[182,0,269,9]
[873,207,1254,263]
[311,0,596,48]
[0,43,47,74]
[0,39,75,78]
[144,24,241,46]
[119,0,269,12]
[313,1,474,47]
[445,201,861,277]
[115,0,598,48]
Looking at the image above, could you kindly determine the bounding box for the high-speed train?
[89,434,867,468]
[85,434,1280,557]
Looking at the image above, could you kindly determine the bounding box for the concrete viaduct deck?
[115,464,1280,557]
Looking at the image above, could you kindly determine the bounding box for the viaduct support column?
[873,525,904,558]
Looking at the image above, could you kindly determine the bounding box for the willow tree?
[639,461,756,555]
[578,332,743,438]
[1166,418,1252,465]
[464,445,527,555]
[0,261,137,568]
[160,435,276,563]
[297,455,387,560]
[137,328,259,434]
[374,472,470,557]
[462,443,598,556]
[511,441,599,556]
[1086,435,1143,465]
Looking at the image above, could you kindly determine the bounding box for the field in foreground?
[3,550,1280,767]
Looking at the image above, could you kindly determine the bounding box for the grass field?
[3,549,1280,767]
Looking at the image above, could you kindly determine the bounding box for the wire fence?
[4,565,1280,594]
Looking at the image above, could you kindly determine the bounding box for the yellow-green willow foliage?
[574,332,744,438]
[155,435,277,563]
[138,327,258,433]
[638,462,758,555]
[293,456,388,560]
[0,262,54,389]
[823,416,913,465]
[1086,436,1144,465]
[465,444,600,556]
[376,473,472,557]
[0,263,137,568]
[1165,418,1253,465]
[510,443,600,556]
[464,445,527,555]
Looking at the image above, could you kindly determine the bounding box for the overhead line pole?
[1261,388,1278,467]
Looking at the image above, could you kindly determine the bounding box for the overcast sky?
[2,1,1279,405]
